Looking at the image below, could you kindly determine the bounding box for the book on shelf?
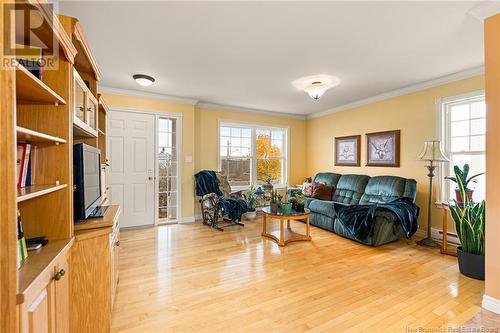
[16,143,33,188]
[17,210,28,268]
[16,44,43,80]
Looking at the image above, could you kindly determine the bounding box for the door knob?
[148,176,153,181]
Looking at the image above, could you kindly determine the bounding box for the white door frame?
[107,106,183,226]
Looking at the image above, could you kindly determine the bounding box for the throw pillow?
[312,182,333,201]
[302,182,314,197]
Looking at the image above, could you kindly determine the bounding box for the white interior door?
[107,110,155,228]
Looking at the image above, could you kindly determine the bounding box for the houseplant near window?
[448,168,486,280]
[445,164,484,205]
[244,185,257,220]
[294,193,305,212]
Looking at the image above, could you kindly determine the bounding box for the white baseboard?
[179,216,196,223]
[431,227,461,245]
[482,295,500,314]
[194,214,202,221]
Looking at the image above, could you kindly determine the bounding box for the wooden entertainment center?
[1,2,120,332]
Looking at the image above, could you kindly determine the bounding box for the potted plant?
[294,193,305,212]
[445,164,484,205]
[448,169,485,280]
[270,190,279,214]
[244,185,257,220]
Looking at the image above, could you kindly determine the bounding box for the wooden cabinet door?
[110,229,119,309]
[20,284,54,333]
[54,261,69,333]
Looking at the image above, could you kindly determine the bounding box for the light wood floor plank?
[111,220,483,333]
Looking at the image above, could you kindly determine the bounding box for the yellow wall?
[306,76,485,231]
[102,93,197,219]
[484,13,500,305]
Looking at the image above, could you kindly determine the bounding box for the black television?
[73,143,102,220]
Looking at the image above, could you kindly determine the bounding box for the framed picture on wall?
[335,135,361,166]
[366,130,400,167]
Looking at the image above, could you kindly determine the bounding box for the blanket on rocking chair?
[195,170,248,221]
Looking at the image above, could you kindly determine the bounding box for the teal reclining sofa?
[304,172,417,246]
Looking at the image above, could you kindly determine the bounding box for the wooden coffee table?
[261,207,311,246]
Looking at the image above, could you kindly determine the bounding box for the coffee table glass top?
[262,206,310,217]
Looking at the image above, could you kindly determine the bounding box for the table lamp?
[417,140,449,247]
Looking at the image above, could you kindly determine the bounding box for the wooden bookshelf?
[17,184,68,202]
[2,4,114,332]
[16,126,67,144]
[15,63,67,105]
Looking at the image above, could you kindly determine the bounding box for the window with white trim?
[219,122,288,188]
[440,92,486,202]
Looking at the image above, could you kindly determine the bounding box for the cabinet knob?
[115,240,120,247]
[54,269,65,281]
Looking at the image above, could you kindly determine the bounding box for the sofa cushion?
[359,176,417,204]
[332,174,370,204]
[308,199,336,217]
[313,172,341,188]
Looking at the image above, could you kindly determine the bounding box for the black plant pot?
[295,203,305,213]
[457,246,485,280]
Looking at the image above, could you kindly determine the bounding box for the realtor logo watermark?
[2,3,59,70]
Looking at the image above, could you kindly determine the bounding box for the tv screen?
[83,149,101,209]
[74,143,102,220]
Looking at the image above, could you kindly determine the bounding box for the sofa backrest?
[359,176,417,204]
[332,174,370,204]
[313,172,342,188]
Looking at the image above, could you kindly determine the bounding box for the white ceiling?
[58,1,485,116]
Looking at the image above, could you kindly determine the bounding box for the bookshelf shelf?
[17,184,68,203]
[16,126,67,144]
[17,238,74,304]
[15,63,67,105]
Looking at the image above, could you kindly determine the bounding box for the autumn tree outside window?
[219,122,288,188]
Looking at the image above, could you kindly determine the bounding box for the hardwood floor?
[111,218,484,333]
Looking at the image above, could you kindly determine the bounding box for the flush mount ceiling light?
[292,75,341,100]
[133,74,155,87]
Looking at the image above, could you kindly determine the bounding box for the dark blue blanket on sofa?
[194,170,247,221]
[336,197,419,243]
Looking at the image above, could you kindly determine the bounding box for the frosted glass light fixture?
[292,75,340,100]
[133,74,155,87]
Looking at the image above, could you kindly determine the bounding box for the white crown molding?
[307,66,485,120]
[196,102,307,120]
[99,86,199,105]
[482,295,500,315]
[468,2,500,21]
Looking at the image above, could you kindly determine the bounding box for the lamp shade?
[418,141,449,162]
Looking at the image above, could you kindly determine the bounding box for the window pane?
[450,104,469,121]
[159,119,169,131]
[470,102,486,118]
[451,137,469,152]
[220,146,227,157]
[221,157,250,186]
[221,136,231,146]
[470,118,486,136]
[271,130,282,141]
[257,159,283,184]
[241,137,251,148]
[231,127,241,136]
[256,133,273,158]
[451,120,469,137]
[241,128,251,138]
[470,135,485,151]
[230,137,241,147]
[220,127,230,136]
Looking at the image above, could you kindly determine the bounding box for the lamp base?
[416,237,440,248]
